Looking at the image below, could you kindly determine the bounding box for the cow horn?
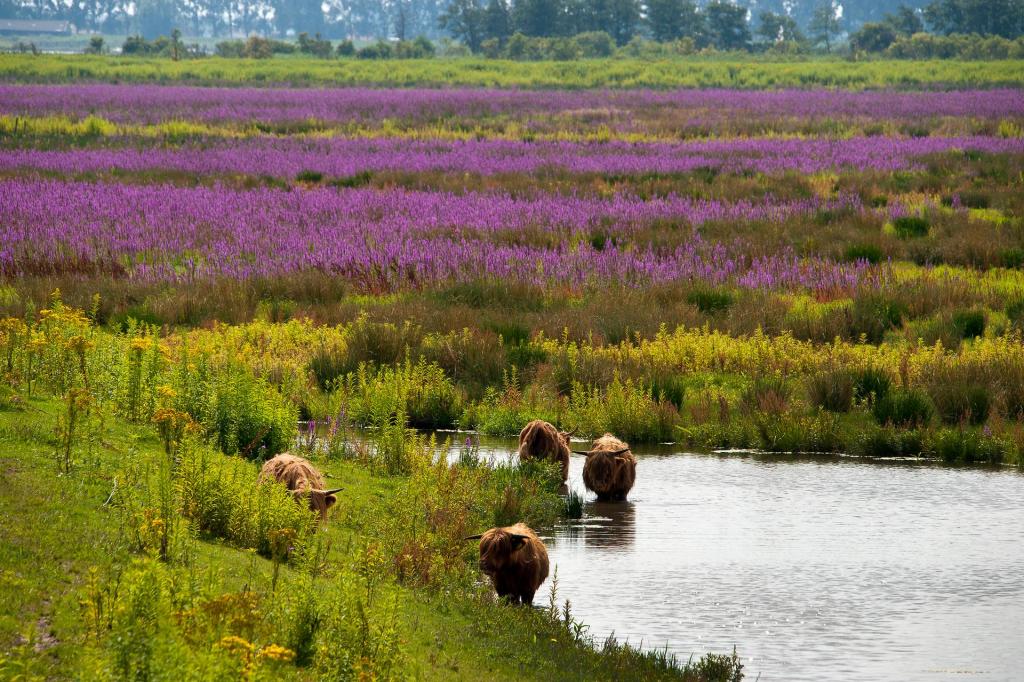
[322,487,343,495]
[463,534,484,541]
[565,427,578,437]
[508,533,529,541]
[574,448,630,457]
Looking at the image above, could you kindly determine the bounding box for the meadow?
[1,53,1024,89]
[0,55,1023,679]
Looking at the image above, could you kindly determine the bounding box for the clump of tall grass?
[565,376,679,443]
[464,368,558,437]
[339,358,464,430]
[851,425,924,457]
[852,366,892,405]
[952,308,986,339]
[758,412,844,453]
[420,327,507,394]
[872,388,934,428]
[844,243,884,264]
[849,294,906,343]
[741,375,791,416]
[806,365,854,413]
[928,382,991,425]
[341,312,423,372]
[892,215,930,239]
[173,434,318,556]
[201,361,297,458]
[686,286,734,314]
[926,427,1011,464]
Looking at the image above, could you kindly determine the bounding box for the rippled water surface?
[471,437,1024,681]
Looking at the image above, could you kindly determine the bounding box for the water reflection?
[578,500,636,549]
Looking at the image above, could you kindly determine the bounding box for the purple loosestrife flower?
[0,178,884,294]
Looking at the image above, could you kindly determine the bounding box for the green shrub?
[309,343,347,391]
[336,39,355,56]
[892,215,930,239]
[342,313,423,371]
[678,420,760,451]
[175,435,318,555]
[957,190,991,209]
[852,425,924,457]
[758,412,844,453]
[807,367,854,413]
[566,377,679,443]
[295,169,323,183]
[328,170,373,188]
[648,373,687,409]
[952,308,986,339]
[341,359,463,430]
[927,427,1009,464]
[207,363,298,458]
[929,382,991,425]
[1002,248,1024,269]
[420,328,506,394]
[686,286,735,314]
[113,305,163,333]
[741,375,791,415]
[872,388,934,428]
[850,294,907,343]
[852,366,892,405]
[844,243,884,264]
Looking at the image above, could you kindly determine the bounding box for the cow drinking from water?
[518,419,572,481]
[574,434,636,501]
[259,453,341,521]
[466,523,549,605]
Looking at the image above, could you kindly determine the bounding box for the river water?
[467,436,1024,682]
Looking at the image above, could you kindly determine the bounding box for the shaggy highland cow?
[465,523,549,605]
[258,453,342,521]
[575,433,636,501]
[517,419,573,481]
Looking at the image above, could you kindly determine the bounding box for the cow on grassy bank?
[518,419,572,481]
[258,453,341,521]
[465,523,549,605]
[574,434,636,501]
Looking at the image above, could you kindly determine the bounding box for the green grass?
[0,398,736,681]
[1,53,1023,89]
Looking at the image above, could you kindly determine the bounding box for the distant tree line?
[442,0,1024,54]
[1,0,1021,55]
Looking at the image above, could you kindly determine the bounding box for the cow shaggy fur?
[474,523,549,605]
[581,434,636,502]
[518,419,571,481]
[259,453,339,520]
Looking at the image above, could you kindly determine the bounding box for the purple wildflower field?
[1,84,1022,295]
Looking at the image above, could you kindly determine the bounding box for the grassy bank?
[1,54,1023,89]
[0,317,742,679]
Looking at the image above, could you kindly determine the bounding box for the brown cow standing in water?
[466,523,549,605]
[575,433,636,501]
[259,453,342,521]
[518,419,572,481]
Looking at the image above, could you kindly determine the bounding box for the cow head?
[466,529,529,576]
[294,487,343,520]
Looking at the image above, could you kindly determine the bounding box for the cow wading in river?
[259,453,342,521]
[466,523,549,605]
[575,433,636,501]
[518,419,573,481]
